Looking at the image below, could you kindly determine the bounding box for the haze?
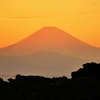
[0,0,100,48]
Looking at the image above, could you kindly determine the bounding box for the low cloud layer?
[0,11,100,21]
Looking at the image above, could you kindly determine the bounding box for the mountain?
[0,27,99,61]
[0,27,100,76]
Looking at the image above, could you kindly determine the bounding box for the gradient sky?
[0,0,100,48]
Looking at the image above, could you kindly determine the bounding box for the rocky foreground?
[1,62,100,100]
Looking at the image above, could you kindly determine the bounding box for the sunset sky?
[0,0,100,48]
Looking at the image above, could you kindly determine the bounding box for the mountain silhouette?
[0,27,100,75]
[0,27,99,61]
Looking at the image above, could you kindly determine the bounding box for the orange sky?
[0,0,100,48]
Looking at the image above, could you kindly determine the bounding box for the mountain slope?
[0,27,99,61]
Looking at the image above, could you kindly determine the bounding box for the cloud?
[0,14,59,20]
[78,11,100,14]
[1,11,100,21]
[92,2,97,5]
[10,15,52,19]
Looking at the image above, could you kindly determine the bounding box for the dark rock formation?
[71,62,100,78]
[1,62,100,100]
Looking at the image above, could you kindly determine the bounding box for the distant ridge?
[0,51,86,75]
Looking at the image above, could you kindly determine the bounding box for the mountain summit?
[0,26,98,60]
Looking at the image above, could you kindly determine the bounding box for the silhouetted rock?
[1,64,100,100]
[0,78,3,82]
[71,62,100,78]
